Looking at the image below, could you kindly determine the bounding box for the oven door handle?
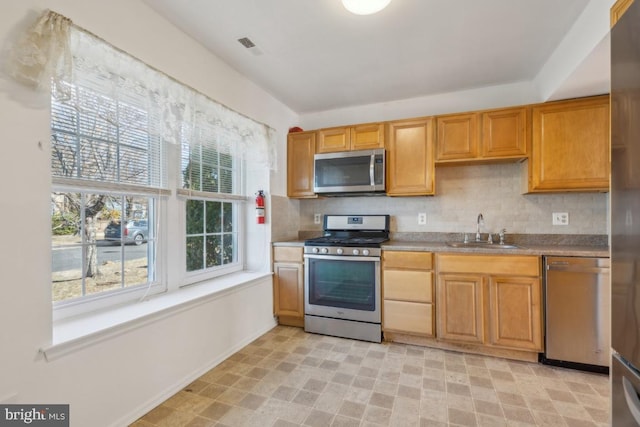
[304,254,381,262]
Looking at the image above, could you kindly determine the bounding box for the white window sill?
[41,271,272,362]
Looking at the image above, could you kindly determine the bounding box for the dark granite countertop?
[273,233,609,257]
[381,241,609,257]
[272,240,305,247]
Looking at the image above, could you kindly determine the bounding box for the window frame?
[47,23,263,321]
[50,76,169,319]
[177,170,245,287]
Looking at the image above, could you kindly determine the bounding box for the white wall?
[0,1,297,426]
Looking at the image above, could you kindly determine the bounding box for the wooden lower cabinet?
[489,276,542,351]
[436,254,543,353]
[273,246,304,327]
[436,274,485,344]
[382,251,434,337]
[384,300,433,336]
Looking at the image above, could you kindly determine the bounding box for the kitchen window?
[180,135,243,281]
[50,78,167,316]
[37,12,273,321]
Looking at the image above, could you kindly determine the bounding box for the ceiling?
[144,0,605,114]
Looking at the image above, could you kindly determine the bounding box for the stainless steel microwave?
[314,149,385,195]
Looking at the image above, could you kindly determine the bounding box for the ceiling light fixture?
[341,0,392,15]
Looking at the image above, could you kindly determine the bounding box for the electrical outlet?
[418,213,427,225]
[552,212,569,225]
[314,213,321,224]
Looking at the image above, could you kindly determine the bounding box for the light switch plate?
[552,212,569,225]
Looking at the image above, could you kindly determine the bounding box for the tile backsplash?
[298,163,608,236]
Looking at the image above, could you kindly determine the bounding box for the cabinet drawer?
[383,270,433,302]
[384,300,433,336]
[437,254,539,276]
[273,246,303,263]
[383,251,433,270]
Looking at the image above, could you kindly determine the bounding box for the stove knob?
[352,249,360,255]
[312,247,319,254]
[336,248,344,255]
[362,249,370,256]
[321,248,329,254]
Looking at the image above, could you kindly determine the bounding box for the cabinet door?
[351,123,385,150]
[273,262,304,319]
[489,276,542,351]
[436,274,485,343]
[317,127,350,153]
[481,107,528,159]
[529,96,610,192]
[386,118,435,196]
[436,113,479,161]
[287,132,316,198]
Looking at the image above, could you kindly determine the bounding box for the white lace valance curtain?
[4,9,277,171]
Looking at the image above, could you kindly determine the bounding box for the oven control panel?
[304,246,381,257]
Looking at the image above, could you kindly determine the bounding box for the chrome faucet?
[476,213,484,242]
[499,228,507,245]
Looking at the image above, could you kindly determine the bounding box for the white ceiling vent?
[237,37,263,56]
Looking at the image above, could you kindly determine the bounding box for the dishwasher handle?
[546,263,610,274]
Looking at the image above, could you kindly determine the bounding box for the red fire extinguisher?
[255,190,265,224]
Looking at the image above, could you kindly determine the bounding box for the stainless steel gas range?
[303,214,389,343]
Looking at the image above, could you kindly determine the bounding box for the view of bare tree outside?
[50,82,159,303]
[51,192,154,302]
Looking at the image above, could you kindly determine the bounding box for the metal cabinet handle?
[546,264,610,274]
[623,376,640,424]
[369,154,375,186]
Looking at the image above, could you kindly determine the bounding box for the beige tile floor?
[131,326,610,427]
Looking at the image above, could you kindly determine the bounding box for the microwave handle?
[369,154,375,186]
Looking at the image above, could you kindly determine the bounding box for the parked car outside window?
[104,220,148,245]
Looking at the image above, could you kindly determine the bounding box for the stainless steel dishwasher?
[542,256,610,373]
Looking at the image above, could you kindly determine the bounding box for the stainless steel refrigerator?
[611,0,640,423]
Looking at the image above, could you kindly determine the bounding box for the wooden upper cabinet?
[481,107,528,159]
[386,118,435,196]
[351,123,385,150]
[317,127,350,153]
[436,113,479,161]
[528,95,610,193]
[612,0,634,27]
[316,123,384,153]
[287,131,316,198]
[436,107,528,163]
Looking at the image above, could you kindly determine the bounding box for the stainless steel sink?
[446,241,522,249]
